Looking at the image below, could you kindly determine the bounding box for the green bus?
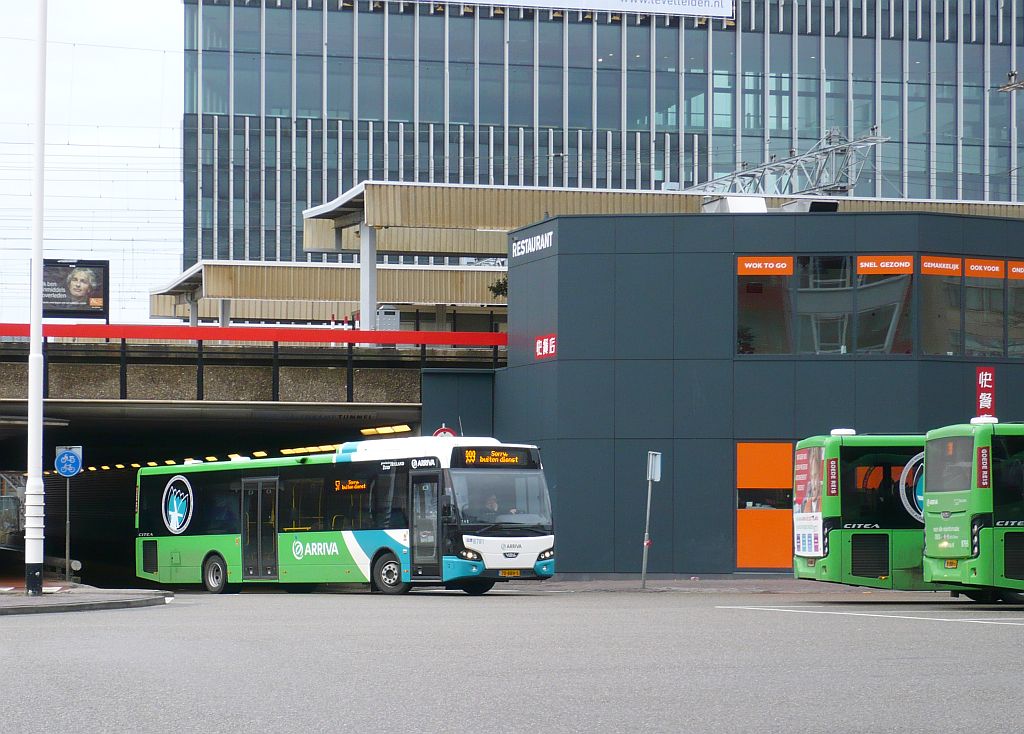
[135,436,555,595]
[922,418,1024,603]
[793,430,955,591]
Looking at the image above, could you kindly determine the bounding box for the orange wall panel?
[736,509,794,569]
[736,442,793,489]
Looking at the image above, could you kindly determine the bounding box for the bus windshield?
[925,436,975,492]
[450,469,553,529]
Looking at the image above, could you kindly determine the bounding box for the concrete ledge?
[0,589,173,616]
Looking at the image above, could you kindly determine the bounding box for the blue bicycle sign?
[55,447,82,478]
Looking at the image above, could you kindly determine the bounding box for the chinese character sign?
[976,366,995,417]
[534,334,557,360]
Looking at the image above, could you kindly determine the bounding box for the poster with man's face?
[43,260,109,319]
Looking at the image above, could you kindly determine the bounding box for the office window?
[797,256,853,355]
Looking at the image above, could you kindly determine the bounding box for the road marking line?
[717,605,1024,626]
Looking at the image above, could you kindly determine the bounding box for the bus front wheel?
[963,590,1000,603]
[202,554,229,594]
[372,553,410,595]
[1000,590,1024,604]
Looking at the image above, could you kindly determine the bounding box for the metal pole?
[641,477,653,589]
[25,0,48,597]
[65,477,70,582]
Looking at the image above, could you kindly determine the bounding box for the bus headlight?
[459,549,481,561]
[538,548,554,560]
[970,514,991,558]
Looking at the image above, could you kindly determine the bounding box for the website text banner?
[431,0,735,19]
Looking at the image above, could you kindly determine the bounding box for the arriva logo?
[292,540,340,560]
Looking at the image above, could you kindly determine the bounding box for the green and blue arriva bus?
[923,418,1024,603]
[136,436,555,595]
[793,429,961,591]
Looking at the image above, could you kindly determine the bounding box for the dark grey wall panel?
[614,254,674,359]
[493,363,558,442]
[918,362,973,429]
[674,252,734,359]
[614,360,674,439]
[673,438,735,573]
[613,439,674,573]
[556,360,615,438]
[734,214,796,253]
[853,362,920,433]
[674,360,735,439]
[553,439,616,572]
[557,217,615,255]
[792,361,856,439]
[796,213,856,252]
[855,214,919,251]
[733,361,796,439]
[672,214,728,253]
[961,216,1009,255]
[557,254,617,360]
[917,214,963,253]
[615,216,675,254]
[421,370,494,437]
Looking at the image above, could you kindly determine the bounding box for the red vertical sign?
[827,458,839,496]
[976,366,995,417]
[977,446,991,489]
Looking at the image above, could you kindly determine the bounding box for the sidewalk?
[0,555,172,616]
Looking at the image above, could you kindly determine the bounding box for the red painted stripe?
[0,323,507,347]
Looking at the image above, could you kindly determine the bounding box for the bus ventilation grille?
[1005,533,1024,581]
[851,533,889,578]
[142,540,158,574]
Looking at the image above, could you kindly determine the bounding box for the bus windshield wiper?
[470,523,550,535]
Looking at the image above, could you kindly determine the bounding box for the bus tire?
[372,553,410,595]
[202,554,229,594]
[963,590,999,603]
[999,590,1024,604]
[460,580,496,596]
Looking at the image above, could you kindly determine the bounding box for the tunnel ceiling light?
[131,463,141,468]
[146,462,157,467]
[101,465,110,470]
[252,451,268,458]
[115,464,125,469]
[164,460,176,465]
[88,467,97,472]
[205,456,218,462]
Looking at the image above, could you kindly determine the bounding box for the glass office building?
[185,0,1024,265]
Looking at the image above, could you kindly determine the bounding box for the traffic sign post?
[55,446,82,582]
[641,451,662,590]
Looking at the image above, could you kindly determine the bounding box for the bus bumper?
[442,556,555,582]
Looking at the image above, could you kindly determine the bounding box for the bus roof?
[137,435,539,477]
[796,434,924,450]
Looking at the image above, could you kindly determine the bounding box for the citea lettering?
[843,523,881,529]
[996,521,1024,527]
[511,231,554,259]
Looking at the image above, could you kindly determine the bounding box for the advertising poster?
[793,447,824,557]
[42,260,109,320]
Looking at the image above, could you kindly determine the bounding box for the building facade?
[185,0,1024,269]
[495,211,1024,573]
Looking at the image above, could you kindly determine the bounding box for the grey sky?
[0,0,183,323]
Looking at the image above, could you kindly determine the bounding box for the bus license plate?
[945,560,958,569]
[499,570,520,577]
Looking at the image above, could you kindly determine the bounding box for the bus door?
[410,472,441,579]
[242,478,279,580]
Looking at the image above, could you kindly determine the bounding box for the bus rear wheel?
[203,554,229,594]
[999,590,1024,604]
[372,553,410,595]
[460,580,496,596]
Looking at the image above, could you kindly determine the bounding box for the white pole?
[65,477,70,583]
[641,477,653,589]
[25,0,48,596]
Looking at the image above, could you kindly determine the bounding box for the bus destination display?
[452,447,539,469]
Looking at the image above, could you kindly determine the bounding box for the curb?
[0,592,173,616]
